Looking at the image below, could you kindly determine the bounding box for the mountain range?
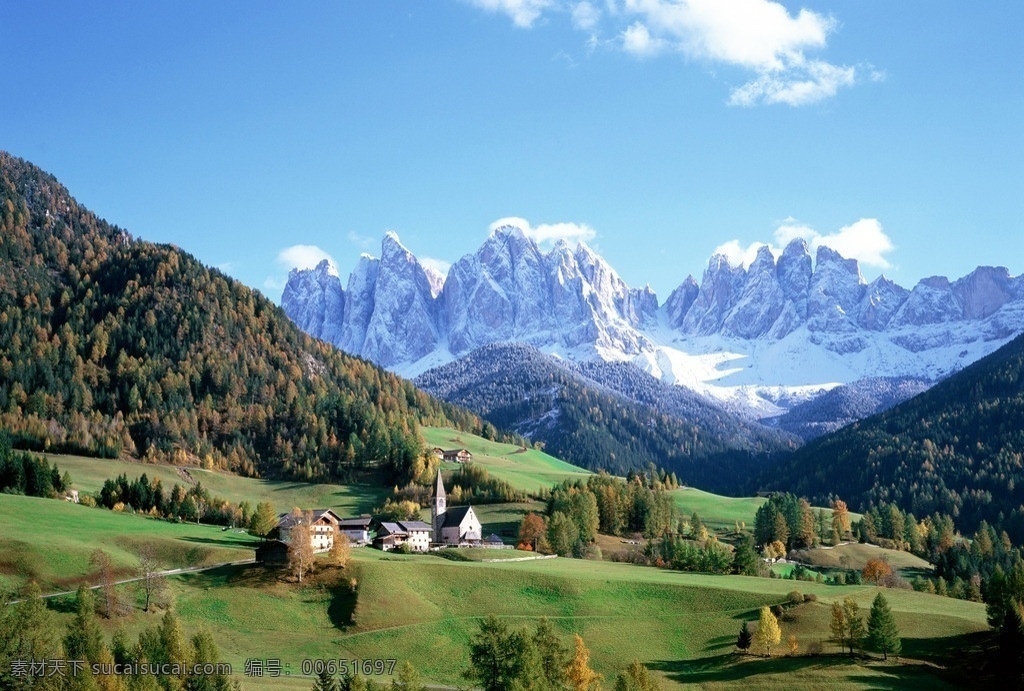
[283,226,1024,422]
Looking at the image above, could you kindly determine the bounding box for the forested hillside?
[763,332,1024,539]
[416,343,797,493]
[0,152,487,483]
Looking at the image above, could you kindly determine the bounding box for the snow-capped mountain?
[281,225,1024,419]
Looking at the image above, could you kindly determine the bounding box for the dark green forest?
[763,332,1024,540]
[416,343,796,493]
[0,152,490,484]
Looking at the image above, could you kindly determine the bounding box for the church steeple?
[432,471,446,542]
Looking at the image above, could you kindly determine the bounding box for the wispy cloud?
[714,218,895,270]
[489,216,597,247]
[464,0,865,106]
[346,230,377,252]
[465,0,558,28]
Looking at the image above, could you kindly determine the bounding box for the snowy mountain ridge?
[281,226,1024,418]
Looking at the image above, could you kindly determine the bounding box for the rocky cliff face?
[281,223,1024,418]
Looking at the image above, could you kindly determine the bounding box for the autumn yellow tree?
[755,606,782,658]
[287,508,315,583]
[566,634,602,691]
[831,499,851,543]
[330,528,351,568]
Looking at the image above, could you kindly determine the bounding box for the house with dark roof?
[441,448,472,463]
[337,516,373,545]
[271,509,342,553]
[432,472,483,546]
[374,520,432,552]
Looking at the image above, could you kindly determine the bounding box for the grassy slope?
[790,543,933,573]
[0,494,257,592]
[168,549,986,690]
[423,426,593,492]
[2,492,987,690]
[30,452,388,517]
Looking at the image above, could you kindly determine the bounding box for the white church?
[432,471,483,546]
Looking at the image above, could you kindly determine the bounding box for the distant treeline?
[98,471,253,528]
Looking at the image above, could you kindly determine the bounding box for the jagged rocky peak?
[339,253,380,354]
[280,259,345,344]
[857,274,909,331]
[806,246,866,333]
[360,231,441,367]
[665,275,699,329]
[722,245,787,339]
[776,238,812,315]
[955,266,1013,319]
[681,253,747,335]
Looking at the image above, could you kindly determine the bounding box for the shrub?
[804,593,818,603]
[787,590,805,605]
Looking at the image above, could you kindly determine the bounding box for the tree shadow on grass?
[703,634,739,652]
[329,581,357,630]
[648,653,961,689]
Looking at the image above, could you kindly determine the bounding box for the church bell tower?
[432,471,446,542]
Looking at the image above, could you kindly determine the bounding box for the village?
[255,449,508,565]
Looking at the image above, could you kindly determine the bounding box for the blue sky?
[1,1,1021,302]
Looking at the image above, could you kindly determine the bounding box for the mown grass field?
[0,493,257,593]
[423,426,593,493]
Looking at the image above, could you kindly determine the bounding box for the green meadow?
[29,452,388,518]
[0,493,257,593]
[422,426,593,492]
[163,548,986,690]
[1,481,990,690]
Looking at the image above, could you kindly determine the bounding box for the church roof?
[441,505,476,529]
[435,470,446,501]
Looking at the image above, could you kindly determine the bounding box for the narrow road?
[8,558,256,604]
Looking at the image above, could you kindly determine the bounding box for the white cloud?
[621,21,667,56]
[572,1,602,30]
[714,217,895,271]
[465,0,862,106]
[712,239,772,268]
[489,216,597,247]
[420,256,453,276]
[276,244,339,275]
[799,218,894,270]
[465,0,557,28]
[728,58,856,107]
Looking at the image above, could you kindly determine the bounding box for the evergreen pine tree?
[312,669,338,691]
[533,617,570,690]
[736,621,752,653]
[866,593,901,660]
